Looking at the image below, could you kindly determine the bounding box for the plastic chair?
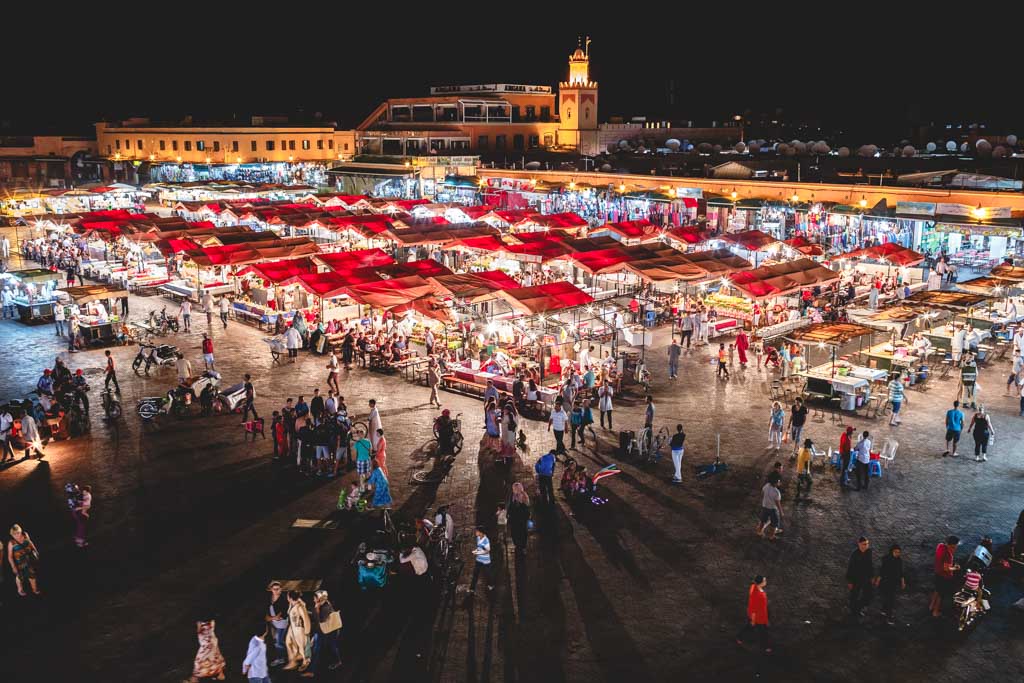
[879,439,898,468]
[868,460,883,477]
[645,310,656,328]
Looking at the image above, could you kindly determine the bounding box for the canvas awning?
[786,322,876,346]
[989,263,1024,282]
[343,275,438,308]
[957,276,1021,294]
[902,290,993,311]
[838,242,924,267]
[291,270,384,299]
[720,229,778,251]
[58,284,129,304]
[782,236,825,257]
[315,248,395,272]
[665,226,711,245]
[236,257,319,285]
[599,219,661,241]
[680,248,752,274]
[389,295,457,324]
[7,268,63,284]
[727,258,840,300]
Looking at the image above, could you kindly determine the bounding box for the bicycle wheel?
[351,420,368,438]
[132,356,143,375]
[452,432,464,455]
[639,427,653,460]
[107,402,122,420]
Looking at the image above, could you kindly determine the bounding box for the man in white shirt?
[179,299,192,332]
[54,302,66,337]
[853,431,873,491]
[400,544,429,576]
[175,354,193,384]
[598,380,614,429]
[368,398,382,450]
[548,401,569,454]
[202,290,214,324]
[1,235,10,261]
[1,288,14,319]
[0,408,15,462]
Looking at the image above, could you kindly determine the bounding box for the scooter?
[148,307,180,335]
[132,343,178,376]
[137,390,177,422]
[956,540,994,633]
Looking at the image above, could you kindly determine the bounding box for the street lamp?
[730,188,738,200]
[791,193,800,203]
[859,195,868,208]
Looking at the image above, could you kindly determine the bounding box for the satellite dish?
[685,143,694,152]
[925,142,937,152]
[960,142,969,152]
[812,142,830,154]
[902,145,916,157]
[618,140,630,149]
[666,138,681,151]
[837,146,850,157]
[793,142,808,154]
[1007,134,1018,146]
[734,142,747,153]
[946,141,957,152]
[525,161,541,170]
[712,144,723,153]
[600,163,612,172]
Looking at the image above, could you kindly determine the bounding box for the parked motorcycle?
[147,307,180,335]
[132,343,179,376]
[137,390,176,422]
[100,387,122,419]
[956,540,994,633]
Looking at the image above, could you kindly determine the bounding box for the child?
[271,411,286,459]
[728,343,735,366]
[495,503,508,542]
[717,343,730,379]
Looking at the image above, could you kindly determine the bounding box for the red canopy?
[721,229,778,251]
[316,248,395,272]
[186,244,263,266]
[236,257,319,284]
[292,270,384,298]
[727,258,840,300]
[344,275,438,308]
[568,247,634,274]
[783,236,825,257]
[471,270,523,290]
[389,296,456,323]
[493,281,594,315]
[373,260,453,278]
[603,219,659,240]
[839,242,924,267]
[665,226,711,245]
[524,212,588,230]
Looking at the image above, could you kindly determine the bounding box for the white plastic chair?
[879,439,898,468]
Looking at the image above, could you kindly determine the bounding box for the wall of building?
[596,125,738,152]
[0,136,98,187]
[476,167,1024,211]
[95,123,345,164]
[358,122,563,155]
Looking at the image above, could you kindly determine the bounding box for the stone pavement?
[0,270,1023,682]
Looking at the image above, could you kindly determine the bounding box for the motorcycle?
[101,387,122,419]
[132,343,179,376]
[137,390,178,422]
[956,540,994,633]
[148,307,179,335]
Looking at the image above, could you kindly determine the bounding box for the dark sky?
[4,11,1021,144]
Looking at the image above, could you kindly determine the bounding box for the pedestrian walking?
[535,449,556,505]
[310,590,343,673]
[756,478,783,541]
[668,338,681,379]
[202,333,215,371]
[887,372,906,425]
[120,296,129,317]
[548,400,569,454]
[794,438,813,499]
[597,380,614,429]
[219,295,231,328]
[736,329,750,367]
[285,324,301,362]
[968,405,994,462]
[736,576,772,654]
[0,406,16,463]
[242,623,271,683]
[847,537,874,617]
[71,484,92,547]
[670,423,686,484]
[717,343,730,379]
[680,313,693,349]
[176,353,193,384]
[853,430,872,490]
[787,397,808,454]
[877,544,906,625]
[188,617,226,682]
[508,482,531,551]
[7,524,41,596]
[368,399,382,451]
[203,291,214,325]
[427,359,442,407]
[326,349,340,393]
[242,374,258,423]
[104,349,120,393]
[20,411,44,459]
[283,591,310,672]
[180,299,192,332]
[767,401,785,451]
[930,535,960,618]
[943,400,964,457]
[468,526,493,593]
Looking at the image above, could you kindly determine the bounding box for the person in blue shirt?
[36,370,54,397]
[295,395,309,419]
[535,451,556,505]
[944,400,965,458]
[469,526,493,593]
[367,460,392,508]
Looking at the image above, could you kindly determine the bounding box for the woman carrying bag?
[968,406,995,463]
[311,590,343,673]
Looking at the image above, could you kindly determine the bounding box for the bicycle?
[433,411,464,455]
[637,425,670,464]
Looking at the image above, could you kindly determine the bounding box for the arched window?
[585,108,591,120]
[566,107,572,120]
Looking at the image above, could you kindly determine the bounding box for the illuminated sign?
[429,84,552,95]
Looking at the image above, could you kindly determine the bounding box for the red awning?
[665,226,711,245]
[316,248,395,272]
[727,258,840,300]
[721,229,778,251]
[388,296,456,323]
[471,270,523,290]
[292,270,384,298]
[839,242,924,267]
[344,275,438,308]
[374,259,452,278]
[604,219,659,240]
[493,281,594,315]
[236,257,319,284]
[567,247,633,274]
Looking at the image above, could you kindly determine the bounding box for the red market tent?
[315,248,395,272]
[602,219,660,241]
[493,281,594,315]
[682,248,753,274]
[622,256,708,282]
[292,270,384,298]
[343,275,438,308]
[721,229,778,252]
[236,257,319,284]
[665,226,711,245]
[567,247,634,274]
[520,212,588,230]
[783,236,825,257]
[727,258,840,300]
[373,259,453,278]
[185,244,263,267]
[389,296,457,323]
[839,242,924,267]
[470,270,523,290]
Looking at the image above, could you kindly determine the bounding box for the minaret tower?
[558,36,598,153]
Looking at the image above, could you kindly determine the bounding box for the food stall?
[724,258,842,339]
[901,290,996,353]
[789,323,882,410]
[58,284,129,345]
[2,268,62,322]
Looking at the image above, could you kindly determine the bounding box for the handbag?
[320,610,343,634]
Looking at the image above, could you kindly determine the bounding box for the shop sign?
[895,201,935,217]
[932,222,1022,238]
[935,202,1011,219]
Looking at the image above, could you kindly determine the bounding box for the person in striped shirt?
[469,526,493,593]
[887,372,906,426]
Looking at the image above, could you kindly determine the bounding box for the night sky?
[4,13,1020,144]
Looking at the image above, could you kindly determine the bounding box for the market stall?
[58,284,129,345]
[1,268,62,322]
[788,323,881,410]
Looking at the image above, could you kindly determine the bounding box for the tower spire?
[585,36,591,57]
